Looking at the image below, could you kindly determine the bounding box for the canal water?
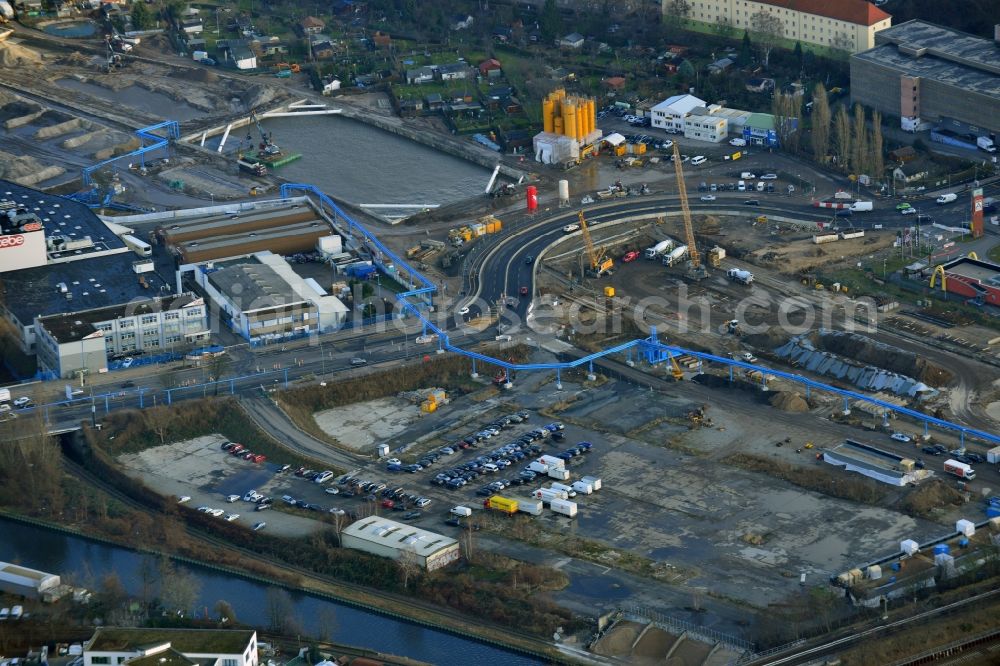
[0,519,542,665]
[252,115,493,210]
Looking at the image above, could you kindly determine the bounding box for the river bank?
[0,512,577,665]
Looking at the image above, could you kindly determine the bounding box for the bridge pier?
[471,357,478,379]
[556,368,563,390]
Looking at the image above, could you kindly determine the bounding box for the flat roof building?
[85,628,258,666]
[677,0,891,53]
[0,561,60,599]
[651,94,706,133]
[184,251,347,341]
[936,256,1000,307]
[823,439,920,486]
[341,517,461,571]
[851,20,1000,135]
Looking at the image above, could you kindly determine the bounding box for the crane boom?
[672,142,700,269]
[578,211,599,270]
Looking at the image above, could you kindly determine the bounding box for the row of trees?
[810,83,885,177]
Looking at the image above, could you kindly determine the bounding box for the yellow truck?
[484,495,518,515]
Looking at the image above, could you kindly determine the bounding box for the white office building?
[85,628,258,666]
[651,94,706,133]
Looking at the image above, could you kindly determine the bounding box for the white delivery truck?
[548,467,570,481]
[571,480,593,495]
[517,498,544,516]
[550,482,577,498]
[533,488,565,503]
[528,460,549,474]
[985,446,1000,464]
[581,475,602,491]
[538,455,565,470]
[977,136,996,153]
[550,498,578,517]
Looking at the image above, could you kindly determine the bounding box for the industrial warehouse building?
[341,517,461,571]
[0,181,199,367]
[156,201,333,263]
[851,21,1000,135]
[934,256,1000,307]
[84,628,258,666]
[183,251,347,341]
[0,561,61,599]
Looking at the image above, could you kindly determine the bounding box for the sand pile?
[0,149,64,185]
[0,41,43,67]
[769,391,809,412]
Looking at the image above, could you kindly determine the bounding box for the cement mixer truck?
[644,239,674,260]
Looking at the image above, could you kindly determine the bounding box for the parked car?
[890,432,911,443]
[622,250,640,262]
[253,522,266,531]
[700,195,716,202]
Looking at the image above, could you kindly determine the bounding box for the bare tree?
[831,31,854,55]
[160,568,201,617]
[834,106,852,172]
[870,110,885,182]
[663,0,692,28]
[396,549,422,590]
[852,103,869,175]
[750,10,785,67]
[143,406,173,445]
[810,83,831,163]
[771,93,801,153]
[214,599,237,623]
[265,588,301,634]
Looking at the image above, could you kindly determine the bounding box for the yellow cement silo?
[554,115,564,135]
[542,97,554,133]
[576,99,586,139]
[587,99,596,134]
[563,101,578,140]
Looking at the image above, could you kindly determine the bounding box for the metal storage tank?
[562,102,577,140]
[558,179,569,204]
[542,97,554,133]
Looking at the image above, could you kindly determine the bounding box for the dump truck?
[484,495,518,515]
[944,459,976,480]
[726,268,754,285]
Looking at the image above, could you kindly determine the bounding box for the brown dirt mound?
[742,326,790,351]
[770,391,809,412]
[900,479,965,518]
[818,331,952,386]
[592,620,644,657]
[0,42,43,67]
[173,68,218,84]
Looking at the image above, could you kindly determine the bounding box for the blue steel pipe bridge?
[283,182,1000,448]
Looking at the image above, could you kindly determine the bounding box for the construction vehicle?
[671,142,706,279]
[246,108,281,157]
[577,211,614,277]
[707,246,725,268]
[665,351,684,381]
[237,159,267,176]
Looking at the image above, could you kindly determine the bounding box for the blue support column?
[729,366,734,382]
[283,368,289,388]
[167,389,173,405]
[924,422,929,438]
[556,368,562,390]
[138,389,145,409]
[104,395,110,414]
[471,357,477,377]
[230,379,235,395]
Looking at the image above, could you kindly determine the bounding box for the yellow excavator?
[578,211,614,277]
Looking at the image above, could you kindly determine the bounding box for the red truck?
[944,459,976,480]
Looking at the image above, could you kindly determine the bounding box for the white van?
[737,180,746,192]
[740,172,756,179]
[729,138,747,147]
[450,506,472,517]
[756,181,765,192]
[690,155,708,166]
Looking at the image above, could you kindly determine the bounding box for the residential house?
[889,146,917,163]
[424,93,444,111]
[181,19,203,36]
[405,66,435,85]
[560,32,584,49]
[651,94,706,133]
[502,96,523,115]
[354,73,377,87]
[372,31,391,47]
[708,57,733,74]
[436,62,469,81]
[478,58,502,78]
[603,76,626,91]
[399,98,424,116]
[221,40,257,70]
[311,40,335,60]
[254,37,288,58]
[499,129,533,152]
[745,78,775,93]
[298,16,325,36]
[492,27,512,43]
[451,14,474,31]
[322,79,341,95]
[185,37,207,52]
[676,0,891,52]
[892,160,930,183]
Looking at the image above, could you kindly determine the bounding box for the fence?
[620,603,756,655]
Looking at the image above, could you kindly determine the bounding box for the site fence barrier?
[620,603,756,655]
